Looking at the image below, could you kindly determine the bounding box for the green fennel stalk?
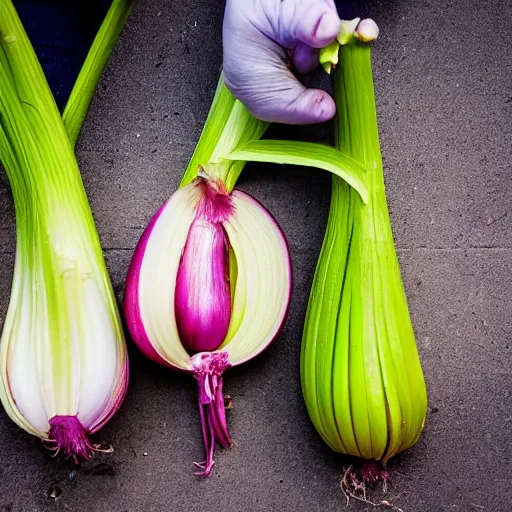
[301,27,428,476]
[0,0,135,459]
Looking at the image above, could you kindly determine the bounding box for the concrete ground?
[1,0,511,510]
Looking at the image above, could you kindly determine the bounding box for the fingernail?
[314,13,341,43]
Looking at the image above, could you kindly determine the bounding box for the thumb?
[280,87,336,125]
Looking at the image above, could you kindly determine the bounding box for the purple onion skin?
[124,201,174,369]
[175,182,233,354]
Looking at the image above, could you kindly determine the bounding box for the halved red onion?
[124,177,292,475]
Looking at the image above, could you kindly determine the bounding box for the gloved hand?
[222,0,341,125]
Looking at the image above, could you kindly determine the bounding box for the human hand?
[222,0,341,125]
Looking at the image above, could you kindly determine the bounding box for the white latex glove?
[222,0,341,125]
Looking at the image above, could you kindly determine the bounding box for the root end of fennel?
[44,416,112,464]
[341,463,405,511]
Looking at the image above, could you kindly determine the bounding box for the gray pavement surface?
[1,0,511,511]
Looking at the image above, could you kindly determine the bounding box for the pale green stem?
[0,0,127,409]
[180,75,268,192]
[63,0,137,147]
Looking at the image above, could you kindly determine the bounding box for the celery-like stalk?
[301,23,428,483]
[179,75,268,191]
[0,0,132,461]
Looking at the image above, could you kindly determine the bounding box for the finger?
[278,0,341,49]
[291,43,320,75]
[294,5,341,48]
